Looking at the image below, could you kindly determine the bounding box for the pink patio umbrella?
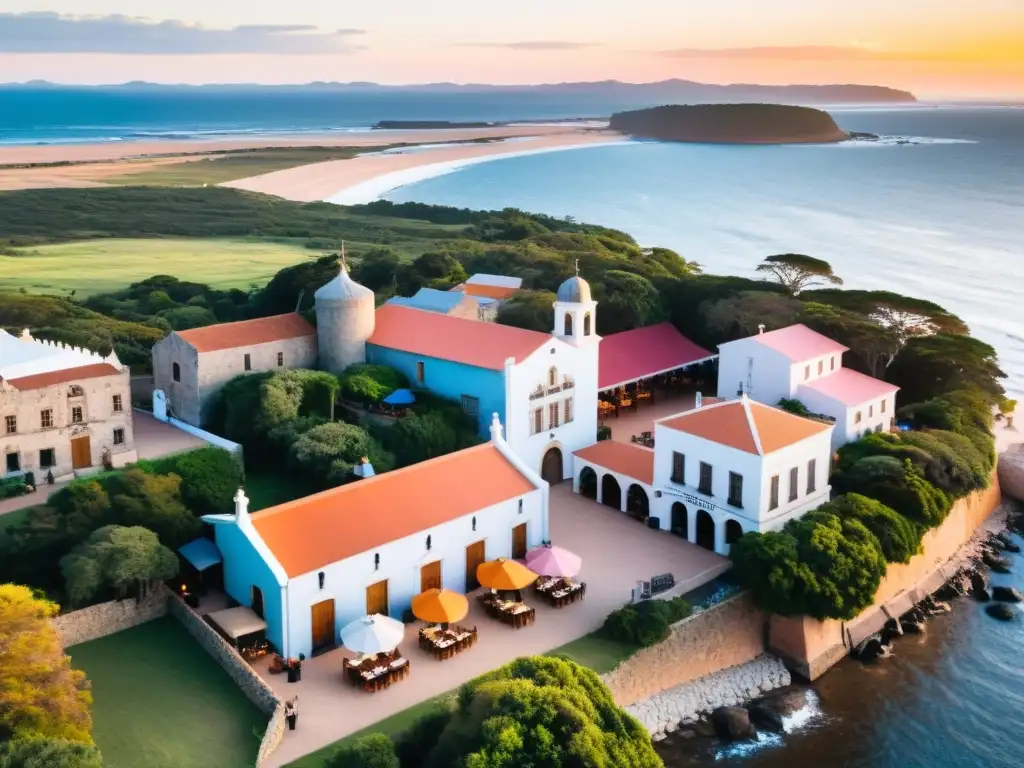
[525,544,582,578]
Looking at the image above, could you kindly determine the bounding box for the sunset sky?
[0,1,1021,98]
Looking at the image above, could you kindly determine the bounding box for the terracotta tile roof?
[659,397,831,455]
[599,323,714,390]
[5,363,123,391]
[177,313,315,353]
[462,284,519,300]
[574,441,654,485]
[368,303,549,370]
[251,444,537,577]
[747,324,848,362]
[799,368,899,407]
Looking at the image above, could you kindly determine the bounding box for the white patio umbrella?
[340,614,405,655]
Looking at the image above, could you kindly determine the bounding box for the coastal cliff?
[609,103,849,144]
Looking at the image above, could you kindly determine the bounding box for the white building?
[202,416,547,658]
[0,329,136,480]
[716,324,898,450]
[573,395,833,555]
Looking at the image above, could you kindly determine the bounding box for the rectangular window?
[855,411,862,424]
[277,352,284,367]
[113,428,125,446]
[728,472,743,507]
[40,409,53,429]
[39,448,55,468]
[5,452,20,473]
[869,404,874,417]
[807,459,817,494]
[564,397,574,423]
[460,395,479,418]
[830,356,836,371]
[112,394,123,413]
[698,462,713,495]
[549,401,560,429]
[671,452,685,484]
[532,408,543,435]
[71,406,83,424]
[789,467,799,502]
[243,353,252,371]
[881,400,887,414]
[4,415,16,434]
[804,365,810,380]
[416,361,425,385]
[769,475,780,510]
[817,360,823,375]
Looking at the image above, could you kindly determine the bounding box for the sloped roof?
[368,303,549,370]
[177,314,315,353]
[4,363,123,391]
[574,441,654,485]
[658,397,832,455]
[800,367,899,407]
[466,274,523,290]
[250,444,536,577]
[387,288,476,314]
[462,284,519,300]
[599,323,714,390]
[745,324,848,362]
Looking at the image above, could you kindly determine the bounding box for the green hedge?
[600,597,692,647]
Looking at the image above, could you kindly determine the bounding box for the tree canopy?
[755,254,843,295]
[289,422,394,486]
[60,525,178,606]
[886,333,1005,405]
[0,738,102,768]
[325,734,399,768]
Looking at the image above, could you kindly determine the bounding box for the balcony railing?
[529,381,575,400]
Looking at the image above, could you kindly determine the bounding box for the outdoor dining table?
[534,577,586,608]
[478,592,536,629]
[419,624,477,660]
[344,653,410,692]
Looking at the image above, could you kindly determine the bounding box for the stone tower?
[314,260,375,374]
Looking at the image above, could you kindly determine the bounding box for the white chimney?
[234,488,251,526]
[758,324,766,335]
[489,413,504,442]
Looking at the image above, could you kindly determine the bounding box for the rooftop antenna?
[294,289,305,314]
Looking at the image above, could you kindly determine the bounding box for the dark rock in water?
[970,570,989,594]
[854,636,886,662]
[985,603,1017,621]
[984,552,1012,573]
[885,616,904,636]
[747,703,785,733]
[995,531,1013,546]
[992,586,1024,603]
[674,728,697,741]
[755,687,808,718]
[974,586,992,602]
[693,718,716,738]
[710,707,756,741]
[1005,541,1022,554]
[902,619,926,634]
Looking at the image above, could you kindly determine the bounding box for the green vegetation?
[69,616,265,768]
[325,734,399,768]
[756,253,844,295]
[0,738,102,768]
[600,598,692,647]
[548,632,642,674]
[0,238,317,297]
[340,363,409,405]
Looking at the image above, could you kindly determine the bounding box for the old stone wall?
[257,703,287,767]
[53,585,170,648]
[602,592,767,708]
[769,475,1003,680]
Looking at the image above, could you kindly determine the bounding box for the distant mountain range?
[1,79,916,104]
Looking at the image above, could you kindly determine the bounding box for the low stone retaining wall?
[167,596,284,766]
[602,592,767,708]
[626,655,791,738]
[54,585,171,647]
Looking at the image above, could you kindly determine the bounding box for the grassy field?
[0,238,320,297]
[547,631,640,674]
[97,147,377,187]
[69,616,266,768]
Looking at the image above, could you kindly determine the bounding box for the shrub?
[325,733,398,768]
[339,364,407,405]
[137,446,242,516]
[288,422,394,486]
[393,707,453,768]
[833,456,950,530]
[60,525,178,606]
[600,597,691,647]
[777,398,811,417]
[820,493,920,564]
[597,425,612,441]
[0,738,103,768]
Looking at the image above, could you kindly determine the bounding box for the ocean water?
[385,107,1024,397]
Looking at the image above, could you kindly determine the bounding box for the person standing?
[285,696,298,731]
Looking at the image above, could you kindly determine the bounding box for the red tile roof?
[462,284,519,300]
[369,303,550,370]
[800,368,899,407]
[251,444,537,577]
[574,441,655,485]
[659,398,832,455]
[749,324,848,362]
[177,314,315,353]
[5,363,123,391]
[599,323,714,390]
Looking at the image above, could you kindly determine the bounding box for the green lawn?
[547,632,641,674]
[0,238,318,297]
[69,616,266,768]
[244,468,320,512]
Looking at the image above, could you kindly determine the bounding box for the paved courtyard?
[260,482,729,767]
[603,389,701,446]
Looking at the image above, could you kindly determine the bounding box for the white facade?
[799,386,897,451]
[315,265,376,375]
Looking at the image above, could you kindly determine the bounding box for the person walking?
[285,696,298,731]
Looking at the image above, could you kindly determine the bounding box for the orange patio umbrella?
[411,589,469,624]
[476,557,537,591]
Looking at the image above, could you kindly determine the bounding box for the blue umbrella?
[383,388,416,406]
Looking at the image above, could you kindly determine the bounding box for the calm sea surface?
[386,107,1024,398]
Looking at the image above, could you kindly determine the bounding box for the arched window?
[564,313,574,336]
[68,385,84,397]
[426,535,432,551]
[172,362,181,382]
[548,367,558,387]
[583,312,592,336]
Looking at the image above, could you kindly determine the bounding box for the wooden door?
[465,540,486,592]
[70,436,92,469]
[512,523,528,560]
[365,580,389,617]
[251,586,264,619]
[420,560,442,593]
[311,599,335,652]
[541,447,563,485]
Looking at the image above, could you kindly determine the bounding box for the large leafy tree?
[755,254,843,295]
[801,288,969,341]
[0,738,102,768]
[106,469,200,549]
[0,585,93,744]
[700,291,803,339]
[832,456,950,530]
[138,446,243,517]
[886,333,1006,405]
[595,270,665,334]
[423,656,662,768]
[800,302,901,377]
[326,734,399,768]
[496,290,556,332]
[289,422,394,485]
[818,494,920,564]
[60,525,179,606]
